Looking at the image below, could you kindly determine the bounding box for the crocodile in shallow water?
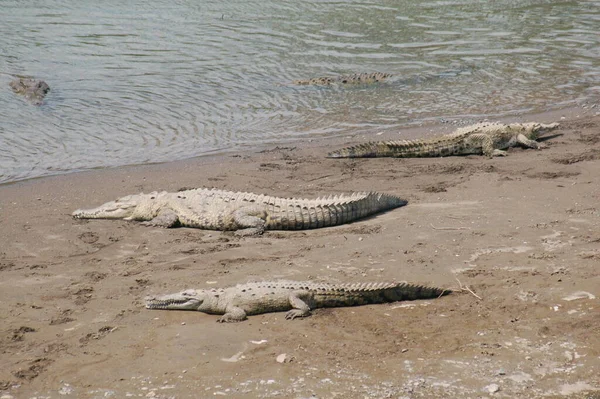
[9,78,50,105]
[292,72,394,86]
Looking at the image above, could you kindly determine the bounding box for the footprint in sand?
[78,232,99,244]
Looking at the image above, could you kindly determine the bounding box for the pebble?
[484,383,500,393]
[276,353,289,363]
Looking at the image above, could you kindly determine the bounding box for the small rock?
[276,353,290,363]
[484,384,500,394]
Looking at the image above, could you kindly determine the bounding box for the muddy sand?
[1,109,599,398]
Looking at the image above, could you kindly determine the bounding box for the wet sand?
[0,108,599,398]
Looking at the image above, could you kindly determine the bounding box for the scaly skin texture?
[73,188,407,235]
[9,78,50,105]
[145,280,450,322]
[293,72,393,86]
[327,122,560,158]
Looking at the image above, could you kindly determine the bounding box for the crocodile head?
[72,193,154,220]
[528,122,560,139]
[145,290,205,310]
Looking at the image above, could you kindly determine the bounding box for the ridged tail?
[327,139,460,158]
[313,282,450,308]
[265,191,407,230]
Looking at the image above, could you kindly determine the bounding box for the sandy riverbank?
[1,109,599,398]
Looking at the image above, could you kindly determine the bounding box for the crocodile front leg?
[216,306,247,322]
[284,293,312,320]
[140,208,180,227]
[516,133,545,150]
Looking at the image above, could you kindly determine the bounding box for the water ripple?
[1,0,599,184]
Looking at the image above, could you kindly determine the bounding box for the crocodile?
[292,72,394,86]
[145,280,450,322]
[9,78,50,105]
[73,188,407,235]
[327,122,560,158]
[291,67,470,86]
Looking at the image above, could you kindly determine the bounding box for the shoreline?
[1,108,599,398]
[2,104,598,188]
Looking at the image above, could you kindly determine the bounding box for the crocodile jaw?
[145,291,203,310]
[533,122,560,137]
[72,194,142,219]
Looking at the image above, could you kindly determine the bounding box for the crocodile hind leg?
[217,306,247,322]
[140,208,180,227]
[232,206,268,236]
[473,134,509,157]
[285,294,312,320]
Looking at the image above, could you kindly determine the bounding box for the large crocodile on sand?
[9,78,50,105]
[327,122,560,158]
[145,280,450,322]
[73,188,407,235]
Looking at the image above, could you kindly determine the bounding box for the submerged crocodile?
[73,188,407,235]
[293,72,394,86]
[145,280,450,322]
[9,78,50,105]
[291,67,469,86]
[327,122,560,158]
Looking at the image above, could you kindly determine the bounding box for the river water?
[1,0,599,184]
